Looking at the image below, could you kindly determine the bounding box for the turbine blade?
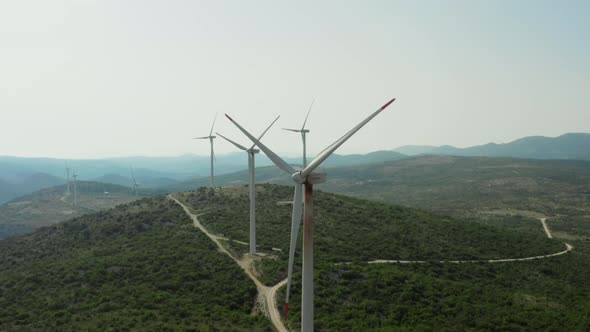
[216,132,248,151]
[283,128,301,133]
[302,97,395,177]
[285,184,303,309]
[225,114,296,174]
[301,99,315,130]
[209,113,217,137]
[193,136,210,139]
[249,115,280,150]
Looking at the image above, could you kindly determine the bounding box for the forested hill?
[176,185,563,268]
[1,185,587,330]
[0,197,271,331]
[175,185,588,331]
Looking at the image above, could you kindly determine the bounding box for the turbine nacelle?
[290,172,326,184]
[307,172,326,184]
[283,128,310,134]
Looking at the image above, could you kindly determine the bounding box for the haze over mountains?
[394,133,590,160]
[1,132,588,205]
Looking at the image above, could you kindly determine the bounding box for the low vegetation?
[284,243,590,331]
[0,197,271,331]
[1,180,587,331]
[176,185,564,284]
[175,184,589,331]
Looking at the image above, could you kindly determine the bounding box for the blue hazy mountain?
[395,133,590,160]
[0,173,64,205]
[0,150,406,202]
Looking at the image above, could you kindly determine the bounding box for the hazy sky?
[1,0,588,159]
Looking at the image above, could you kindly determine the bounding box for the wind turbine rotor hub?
[291,172,305,184]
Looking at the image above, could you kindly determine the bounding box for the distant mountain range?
[0,173,64,204]
[394,133,590,160]
[0,151,405,204]
[2,132,589,204]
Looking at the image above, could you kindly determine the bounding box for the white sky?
[1,0,588,158]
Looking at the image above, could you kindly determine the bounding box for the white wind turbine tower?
[194,115,217,187]
[72,170,78,206]
[226,97,395,332]
[283,100,314,168]
[216,116,280,255]
[64,161,71,194]
[130,166,139,196]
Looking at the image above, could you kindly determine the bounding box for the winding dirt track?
[170,193,573,331]
[540,217,553,239]
[361,217,573,265]
[168,195,288,332]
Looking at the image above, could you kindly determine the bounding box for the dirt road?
[540,217,553,239]
[168,195,289,332]
[345,215,573,266]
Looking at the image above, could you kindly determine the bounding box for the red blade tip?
[380,98,396,110]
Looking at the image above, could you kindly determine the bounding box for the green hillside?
[0,182,144,239]
[175,185,588,331]
[171,155,590,220]
[319,156,590,242]
[0,197,271,331]
[283,246,590,331]
[0,184,586,331]
[321,156,590,219]
[175,185,564,281]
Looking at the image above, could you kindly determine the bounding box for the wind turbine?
[226,97,395,332]
[64,161,71,194]
[72,170,78,206]
[216,115,280,255]
[194,114,217,187]
[283,100,314,168]
[130,166,139,196]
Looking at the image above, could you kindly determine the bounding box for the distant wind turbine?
[72,170,78,206]
[226,97,396,332]
[283,100,314,168]
[130,166,139,196]
[64,161,71,194]
[216,115,280,255]
[194,114,217,187]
